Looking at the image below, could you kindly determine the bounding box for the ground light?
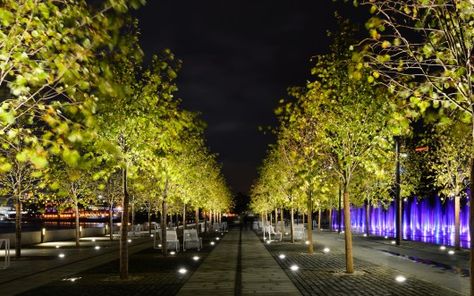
[55,245,60,249]
[290,265,299,271]
[440,246,446,251]
[266,240,271,244]
[58,253,65,258]
[127,239,132,243]
[305,240,310,245]
[363,233,367,237]
[94,246,101,250]
[170,251,176,255]
[384,236,388,239]
[62,277,81,282]
[278,254,286,259]
[448,250,455,255]
[395,275,406,283]
[323,247,330,253]
[216,237,220,241]
[210,241,215,246]
[192,256,200,261]
[178,268,187,274]
[91,238,96,242]
[158,244,162,248]
[150,234,154,238]
[391,240,396,245]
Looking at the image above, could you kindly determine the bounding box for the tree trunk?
[395,136,402,245]
[161,178,169,257]
[274,208,278,230]
[148,207,152,236]
[338,182,342,233]
[131,202,135,234]
[15,196,22,258]
[469,157,474,296]
[74,200,80,247]
[343,190,354,273]
[195,208,200,235]
[318,208,321,231]
[302,212,305,225]
[109,203,114,240]
[328,208,333,232]
[455,194,461,250]
[290,207,295,243]
[120,166,130,280]
[183,204,187,231]
[307,191,313,254]
[280,208,284,233]
[365,200,370,237]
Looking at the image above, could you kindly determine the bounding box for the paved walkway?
[178,228,300,296]
[0,236,152,295]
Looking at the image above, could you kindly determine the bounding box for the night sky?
[134,0,366,194]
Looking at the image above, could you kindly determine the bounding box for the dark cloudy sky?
[134,0,366,194]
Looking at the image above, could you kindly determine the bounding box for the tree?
[355,1,474,289]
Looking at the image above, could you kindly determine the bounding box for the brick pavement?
[265,241,463,296]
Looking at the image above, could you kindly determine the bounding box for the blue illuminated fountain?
[332,196,470,248]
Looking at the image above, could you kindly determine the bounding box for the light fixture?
[279,254,286,259]
[448,250,455,255]
[95,246,101,250]
[305,240,310,245]
[216,237,220,241]
[127,239,132,243]
[323,247,330,253]
[210,241,215,246]
[150,234,154,238]
[266,240,271,244]
[62,277,82,282]
[395,275,406,283]
[285,232,289,235]
[391,241,396,245]
[178,268,187,274]
[170,251,176,255]
[384,236,388,239]
[363,233,367,237]
[92,238,96,242]
[192,256,200,261]
[58,253,65,258]
[290,265,299,271]
[55,245,60,249]
[440,246,446,251]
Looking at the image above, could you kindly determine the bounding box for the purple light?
[332,196,470,248]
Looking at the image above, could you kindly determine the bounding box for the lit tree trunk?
[395,136,402,245]
[328,208,333,232]
[302,212,305,225]
[343,186,354,273]
[469,155,474,296]
[131,202,135,235]
[15,194,22,258]
[280,208,284,233]
[195,208,200,235]
[290,208,295,243]
[307,190,313,254]
[109,202,114,240]
[74,197,80,247]
[182,204,186,230]
[338,182,342,233]
[318,208,321,231]
[148,205,152,236]
[365,199,370,237]
[454,193,460,250]
[274,208,278,229]
[161,199,168,256]
[120,166,130,280]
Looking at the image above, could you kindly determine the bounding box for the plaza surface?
[0,226,469,295]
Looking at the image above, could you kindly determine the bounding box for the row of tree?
[251,1,474,293]
[0,0,232,279]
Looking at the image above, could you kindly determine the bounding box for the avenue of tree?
[0,0,232,279]
[250,1,474,293]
